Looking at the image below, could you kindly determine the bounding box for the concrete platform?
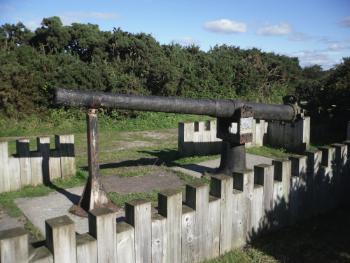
[0,208,24,232]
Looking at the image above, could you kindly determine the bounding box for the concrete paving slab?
[0,208,24,231]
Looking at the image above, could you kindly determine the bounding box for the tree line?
[0,16,349,120]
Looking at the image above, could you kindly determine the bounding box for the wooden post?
[306,150,322,216]
[254,164,274,215]
[181,205,195,263]
[8,157,21,192]
[272,159,291,228]
[207,196,220,259]
[88,208,116,263]
[0,227,28,263]
[185,182,209,262]
[30,151,43,186]
[210,174,233,254]
[232,171,252,247]
[45,216,76,263]
[116,222,135,263]
[55,135,76,178]
[76,233,97,263]
[37,137,51,184]
[16,139,32,187]
[151,214,167,263]
[71,109,117,217]
[125,199,152,263]
[157,189,182,263]
[0,141,10,193]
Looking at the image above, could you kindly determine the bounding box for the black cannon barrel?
[55,88,297,121]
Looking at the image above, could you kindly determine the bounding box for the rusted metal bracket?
[70,108,118,217]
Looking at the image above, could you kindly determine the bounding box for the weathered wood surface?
[16,139,32,187]
[45,216,76,263]
[126,199,152,263]
[185,183,209,262]
[88,208,116,263]
[76,233,97,263]
[181,205,195,263]
[158,189,182,263]
[210,174,233,254]
[116,222,135,263]
[0,227,28,263]
[151,213,167,263]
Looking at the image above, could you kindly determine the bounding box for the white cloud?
[24,20,41,31]
[59,11,118,25]
[257,23,292,36]
[288,32,314,42]
[291,50,338,69]
[172,37,198,46]
[203,19,247,33]
[339,16,350,27]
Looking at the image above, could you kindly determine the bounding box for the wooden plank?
[0,227,28,263]
[157,189,182,263]
[125,199,152,263]
[233,170,254,244]
[55,135,76,178]
[16,139,32,187]
[8,157,21,192]
[210,174,233,254]
[254,164,274,213]
[249,185,264,240]
[49,150,61,181]
[181,205,195,263]
[0,141,10,193]
[88,208,116,263]
[116,222,135,263]
[151,214,167,263]
[30,152,43,186]
[207,196,220,259]
[185,182,209,262]
[306,150,322,216]
[272,159,291,227]
[289,156,307,222]
[76,233,97,263]
[45,216,76,263]
[232,190,247,248]
[37,137,50,185]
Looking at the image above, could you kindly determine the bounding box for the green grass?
[205,247,276,263]
[0,170,87,217]
[0,110,209,137]
[108,191,159,208]
[246,145,291,159]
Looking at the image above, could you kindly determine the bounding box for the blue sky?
[0,0,349,69]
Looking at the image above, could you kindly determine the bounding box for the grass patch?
[108,191,159,208]
[0,110,209,137]
[0,170,87,217]
[205,247,276,263]
[246,145,290,159]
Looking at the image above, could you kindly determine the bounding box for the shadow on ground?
[81,149,214,174]
[251,207,350,263]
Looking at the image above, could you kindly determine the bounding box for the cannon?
[55,88,302,215]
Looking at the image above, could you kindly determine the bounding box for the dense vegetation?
[0,17,349,128]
